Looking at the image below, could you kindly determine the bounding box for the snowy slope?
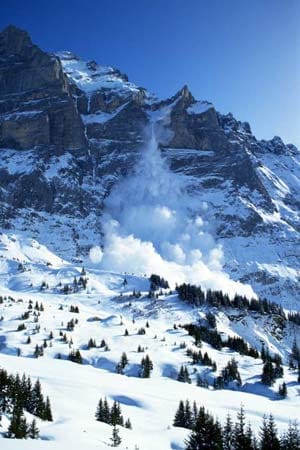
[57,51,140,96]
[0,234,299,449]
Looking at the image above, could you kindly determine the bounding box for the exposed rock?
[0,25,87,151]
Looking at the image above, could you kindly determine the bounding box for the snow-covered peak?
[56,50,140,96]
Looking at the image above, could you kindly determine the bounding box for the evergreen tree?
[184,400,193,430]
[233,406,253,450]
[177,366,185,382]
[185,406,223,449]
[173,400,186,428]
[30,379,45,418]
[68,349,82,364]
[7,404,28,439]
[280,421,300,450]
[192,401,198,426]
[110,401,124,426]
[28,418,39,439]
[95,398,104,421]
[103,397,111,424]
[44,396,53,421]
[177,366,191,383]
[223,414,234,450]
[261,360,275,386]
[278,382,287,398]
[88,338,96,349]
[140,355,153,378]
[260,414,280,450]
[110,425,121,447]
[116,352,128,374]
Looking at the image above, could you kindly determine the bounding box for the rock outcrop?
[0,25,87,151]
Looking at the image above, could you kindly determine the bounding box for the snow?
[100,129,256,299]
[187,101,214,115]
[0,48,299,449]
[2,110,43,121]
[0,230,299,449]
[148,97,181,127]
[82,103,129,125]
[0,150,73,179]
[57,51,140,96]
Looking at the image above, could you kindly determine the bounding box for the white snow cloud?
[99,126,256,298]
[89,245,103,264]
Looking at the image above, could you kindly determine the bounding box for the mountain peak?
[0,24,32,56]
[178,84,194,101]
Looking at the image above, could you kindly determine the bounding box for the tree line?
[176,283,286,317]
[174,400,300,449]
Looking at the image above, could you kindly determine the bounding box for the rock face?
[0,25,86,151]
[0,25,299,307]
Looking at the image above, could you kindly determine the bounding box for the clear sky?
[1,0,299,146]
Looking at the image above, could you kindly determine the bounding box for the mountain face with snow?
[0,25,300,450]
[0,25,299,308]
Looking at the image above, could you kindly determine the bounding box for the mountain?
[0,24,300,450]
[0,25,299,309]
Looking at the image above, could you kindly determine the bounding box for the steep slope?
[0,25,299,308]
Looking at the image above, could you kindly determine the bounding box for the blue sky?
[1,0,299,146]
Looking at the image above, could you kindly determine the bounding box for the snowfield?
[0,234,299,449]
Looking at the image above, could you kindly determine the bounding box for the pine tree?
[223,414,234,450]
[88,338,96,349]
[267,415,280,450]
[140,355,153,378]
[30,379,45,418]
[184,366,191,384]
[278,382,287,398]
[245,423,254,450]
[260,414,280,450]
[44,396,53,421]
[116,352,128,374]
[28,418,39,439]
[185,405,223,449]
[177,366,191,383]
[280,421,300,449]
[125,418,132,429]
[95,398,104,421]
[177,366,186,382]
[192,401,198,426]
[103,397,110,424]
[259,415,269,450]
[233,405,253,450]
[7,404,28,439]
[110,425,121,447]
[68,349,82,364]
[261,360,275,386]
[173,400,186,428]
[184,400,193,430]
[110,401,124,426]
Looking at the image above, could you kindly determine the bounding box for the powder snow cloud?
[97,126,256,298]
